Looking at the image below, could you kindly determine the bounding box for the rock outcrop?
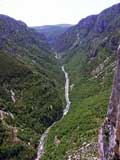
[98,44,120,160]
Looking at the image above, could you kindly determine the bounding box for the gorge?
[0,2,120,160]
[35,66,71,160]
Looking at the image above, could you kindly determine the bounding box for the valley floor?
[35,65,71,160]
[41,50,115,160]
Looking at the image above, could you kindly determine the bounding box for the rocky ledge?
[98,44,120,160]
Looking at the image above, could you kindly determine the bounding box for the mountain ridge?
[54,3,120,56]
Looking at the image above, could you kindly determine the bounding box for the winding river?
[35,65,71,160]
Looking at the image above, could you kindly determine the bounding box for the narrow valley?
[35,65,71,160]
[0,2,120,160]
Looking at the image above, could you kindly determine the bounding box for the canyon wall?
[98,45,120,160]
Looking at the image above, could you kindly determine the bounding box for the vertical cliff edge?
[98,45,120,160]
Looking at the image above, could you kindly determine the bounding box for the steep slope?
[40,3,120,160]
[0,14,51,54]
[98,45,120,160]
[0,15,64,160]
[55,3,120,55]
[32,24,71,50]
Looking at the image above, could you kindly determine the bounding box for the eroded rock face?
[98,44,120,160]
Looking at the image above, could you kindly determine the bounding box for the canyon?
[0,3,120,160]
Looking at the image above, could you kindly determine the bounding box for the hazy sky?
[0,0,120,26]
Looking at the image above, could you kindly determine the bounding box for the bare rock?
[98,45,120,159]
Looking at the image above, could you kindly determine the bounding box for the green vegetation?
[41,47,115,159]
[0,5,120,159]
[0,14,66,160]
[0,49,64,160]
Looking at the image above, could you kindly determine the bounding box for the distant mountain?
[54,3,120,55]
[32,24,72,50]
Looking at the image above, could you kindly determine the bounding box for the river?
[35,65,71,160]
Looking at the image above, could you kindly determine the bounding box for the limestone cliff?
[98,45,120,160]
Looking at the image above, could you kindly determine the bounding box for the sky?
[0,0,120,26]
